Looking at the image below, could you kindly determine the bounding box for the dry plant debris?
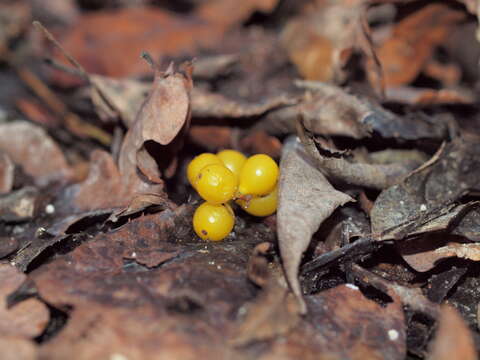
[0,0,480,359]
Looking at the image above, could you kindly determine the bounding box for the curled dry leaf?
[0,121,71,186]
[297,119,421,190]
[118,62,192,189]
[277,138,353,313]
[427,305,477,360]
[0,264,49,339]
[281,2,378,87]
[295,81,449,140]
[371,135,480,240]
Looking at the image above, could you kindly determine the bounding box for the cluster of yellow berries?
[187,150,279,242]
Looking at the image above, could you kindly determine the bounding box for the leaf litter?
[1,0,480,359]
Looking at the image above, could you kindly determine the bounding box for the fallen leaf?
[197,0,279,29]
[367,3,465,88]
[0,264,49,339]
[230,275,300,346]
[281,1,378,87]
[51,7,223,83]
[385,86,475,105]
[277,137,353,313]
[191,87,294,118]
[262,284,406,360]
[118,62,192,185]
[427,304,477,360]
[0,121,71,186]
[371,135,480,240]
[425,267,467,303]
[297,119,422,190]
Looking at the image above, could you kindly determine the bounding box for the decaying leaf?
[281,1,379,87]
[371,134,480,240]
[427,304,477,360]
[278,138,353,313]
[116,62,191,205]
[230,274,300,346]
[0,121,71,186]
[368,3,465,88]
[264,284,406,360]
[0,187,39,222]
[0,264,49,339]
[191,87,294,118]
[297,119,422,190]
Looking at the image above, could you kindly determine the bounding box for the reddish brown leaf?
[0,264,49,339]
[263,285,406,360]
[427,305,477,360]
[368,3,465,87]
[52,7,223,82]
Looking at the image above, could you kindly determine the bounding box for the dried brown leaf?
[0,121,71,186]
[386,86,475,106]
[52,7,224,83]
[297,119,421,190]
[281,2,376,86]
[368,3,465,88]
[0,264,49,339]
[427,305,477,360]
[191,87,294,118]
[278,138,353,313]
[262,284,406,360]
[371,135,480,240]
[197,0,279,29]
[118,63,192,194]
[231,277,300,346]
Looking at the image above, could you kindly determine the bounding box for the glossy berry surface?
[217,149,247,179]
[193,202,235,241]
[237,186,277,217]
[238,154,279,196]
[195,164,238,204]
[187,153,222,187]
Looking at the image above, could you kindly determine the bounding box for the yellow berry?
[193,202,234,241]
[236,186,277,216]
[217,149,247,179]
[195,164,238,204]
[238,154,279,196]
[187,153,222,187]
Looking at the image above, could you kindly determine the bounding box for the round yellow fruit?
[193,202,235,241]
